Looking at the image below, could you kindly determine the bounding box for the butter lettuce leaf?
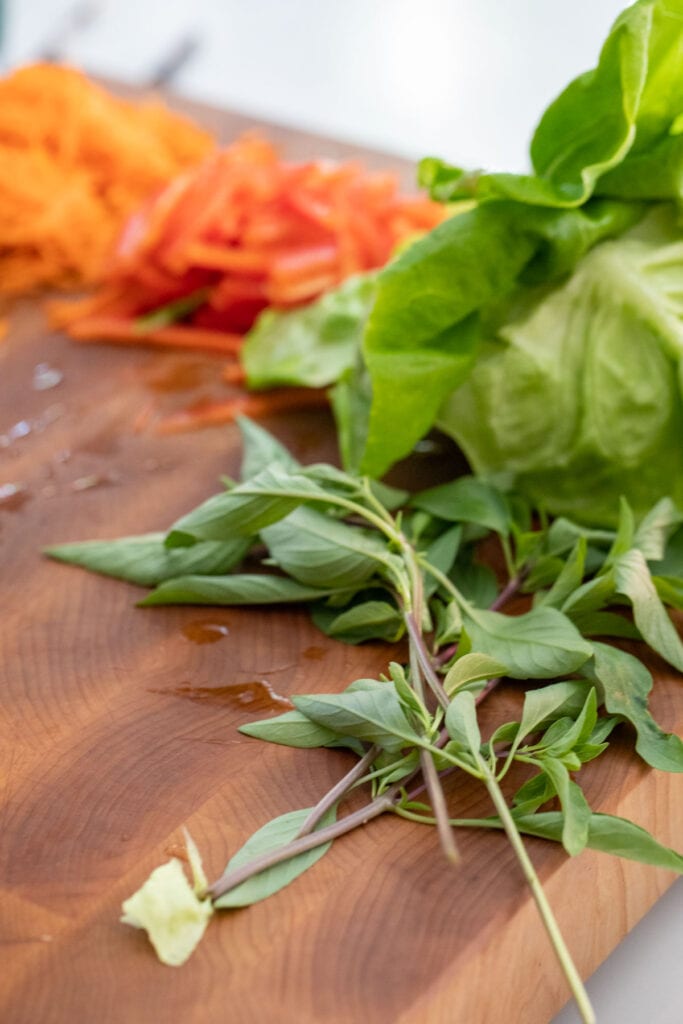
[352,0,683,521]
[437,208,683,523]
[358,199,640,478]
[419,0,683,208]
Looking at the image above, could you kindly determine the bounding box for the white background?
[1,3,681,1022]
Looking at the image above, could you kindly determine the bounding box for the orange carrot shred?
[0,63,213,296]
[68,317,243,354]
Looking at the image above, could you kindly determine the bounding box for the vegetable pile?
[0,64,213,294]
[35,4,683,1021]
[243,0,683,526]
[53,134,445,367]
[47,418,683,1024]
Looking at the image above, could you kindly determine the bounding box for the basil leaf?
[634,497,683,561]
[293,685,421,753]
[512,772,556,816]
[511,812,683,873]
[538,758,591,856]
[540,689,598,759]
[45,533,250,587]
[140,574,346,606]
[536,538,587,610]
[238,416,300,481]
[562,572,617,616]
[445,691,482,755]
[614,548,683,671]
[567,610,641,640]
[587,642,683,772]
[167,467,334,542]
[262,507,395,589]
[423,525,462,599]
[412,476,511,536]
[653,575,683,610]
[443,653,508,697]
[464,607,592,679]
[214,806,337,909]
[515,680,594,749]
[312,600,403,645]
[239,710,362,753]
[452,554,499,609]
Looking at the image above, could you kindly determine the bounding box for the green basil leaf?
[512,772,556,816]
[214,806,337,909]
[238,417,300,481]
[140,574,346,607]
[262,507,394,589]
[650,524,683,578]
[516,680,594,750]
[412,476,510,536]
[445,690,481,755]
[604,497,637,567]
[167,467,334,542]
[587,642,683,772]
[312,599,403,645]
[634,497,683,561]
[653,575,683,611]
[562,571,617,616]
[540,689,598,758]
[567,610,641,640]
[45,533,250,587]
[293,685,421,753]
[432,599,462,649]
[464,606,592,679]
[536,537,587,610]
[614,548,683,671]
[239,710,362,753]
[538,757,591,856]
[511,812,683,873]
[451,555,499,609]
[423,525,462,599]
[443,652,508,697]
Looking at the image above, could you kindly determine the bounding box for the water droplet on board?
[0,483,30,512]
[153,680,293,713]
[181,620,231,644]
[0,403,66,448]
[32,363,63,391]
[70,472,121,492]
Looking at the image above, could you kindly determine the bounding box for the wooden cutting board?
[1,96,681,1024]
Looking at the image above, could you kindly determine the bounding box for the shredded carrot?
[0,64,213,295]
[157,388,330,433]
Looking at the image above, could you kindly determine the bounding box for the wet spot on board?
[303,645,327,661]
[181,620,231,644]
[151,679,293,713]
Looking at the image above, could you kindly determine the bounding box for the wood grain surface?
[1,97,682,1024]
